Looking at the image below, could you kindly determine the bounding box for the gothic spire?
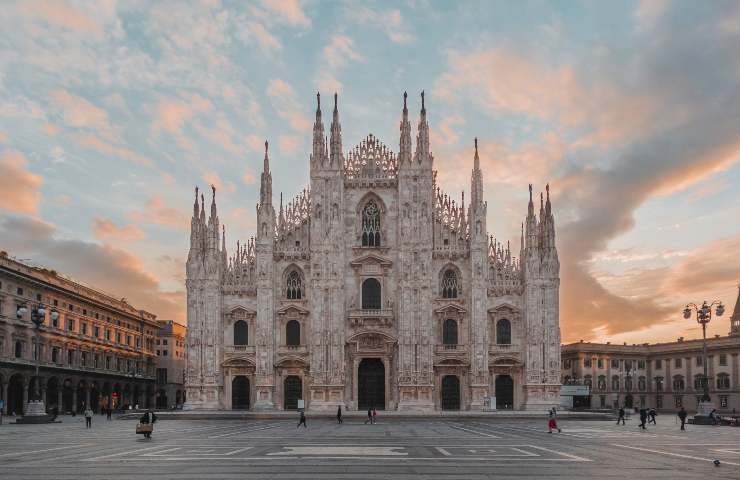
[312,92,326,166]
[260,140,272,207]
[471,138,483,209]
[414,90,430,164]
[210,184,217,220]
[399,91,412,164]
[193,186,199,218]
[330,93,342,167]
[730,285,740,336]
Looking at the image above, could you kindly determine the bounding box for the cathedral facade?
[184,92,561,412]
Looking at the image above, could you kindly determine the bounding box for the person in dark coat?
[638,408,647,429]
[297,411,307,428]
[364,407,373,425]
[106,405,112,420]
[336,406,342,424]
[678,407,688,430]
[617,407,626,425]
[139,409,157,439]
[648,408,657,424]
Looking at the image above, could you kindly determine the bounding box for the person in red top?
[548,413,561,433]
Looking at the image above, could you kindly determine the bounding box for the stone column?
[72,388,77,414]
[732,354,739,390]
[382,357,390,410]
[352,357,359,410]
[85,387,91,409]
[58,389,63,411]
[41,386,47,405]
[22,384,29,414]
[1,383,7,415]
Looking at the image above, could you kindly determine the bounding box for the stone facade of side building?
[184,92,561,412]
[561,288,740,413]
[154,320,187,409]
[0,252,159,415]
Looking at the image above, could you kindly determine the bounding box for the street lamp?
[683,300,724,420]
[16,304,58,423]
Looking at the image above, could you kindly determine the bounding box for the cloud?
[0,150,43,215]
[266,79,311,132]
[127,196,189,231]
[0,131,6,142]
[279,135,300,155]
[349,7,414,44]
[92,217,145,242]
[152,94,213,135]
[203,171,235,193]
[50,89,117,141]
[323,35,364,68]
[0,215,184,323]
[315,71,343,94]
[242,21,282,54]
[258,0,311,27]
[20,0,103,38]
[243,168,257,185]
[73,132,152,166]
[664,235,740,298]
[634,0,670,29]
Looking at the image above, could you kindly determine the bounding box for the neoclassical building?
[185,92,561,411]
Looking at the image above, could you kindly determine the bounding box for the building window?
[105,356,111,369]
[719,354,727,366]
[162,350,168,356]
[611,376,620,391]
[157,368,167,385]
[286,271,303,300]
[496,319,511,345]
[638,376,646,391]
[94,326,100,337]
[637,360,646,370]
[36,293,42,301]
[441,269,460,299]
[694,375,705,391]
[655,359,662,369]
[116,332,121,343]
[81,351,87,366]
[94,354,99,368]
[14,340,22,358]
[611,359,619,369]
[68,303,73,311]
[67,319,74,331]
[67,349,74,365]
[156,350,160,356]
[597,358,604,369]
[625,376,633,391]
[674,395,682,408]
[286,320,300,346]
[720,395,728,408]
[674,358,682,368]
[442,319,458,345]
[81,322,87,335]
[597,375,606,391]
[624,360,633,371]
[361,278,381,310]
[696,356,702,367]
[584,358,592,368]
[672,375,685,391]
[717,373,730,390]
[163,339,168,345]
[584,375,592,388]
[361,200,381,247]
[126,335,131,346]
[655,376,664,392]
[563,359,571,369]
[52,347,59,363]
[17,287,23,295]
[156,339,160,345]
[234,320,248,346]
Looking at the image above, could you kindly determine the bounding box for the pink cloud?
[127,196,189,231]
[203,171,235,193]
[73,132,152,166]
[92,217,146,242]
[50,89,117,140]
[243,168,257,185]
[243,21,282,54]
[0,150,43,215]
[279,135,300,155]
[152,95,213,135]
[267,79,311,133]
[0,131,7,142]
[323,35,363,68]
[21,0,103,38]
[259,0,311,27]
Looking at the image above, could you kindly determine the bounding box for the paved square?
[1,416,739,478]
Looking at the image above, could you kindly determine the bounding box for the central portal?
[358,358,385,410]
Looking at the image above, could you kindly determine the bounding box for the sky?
[1,0,739,344]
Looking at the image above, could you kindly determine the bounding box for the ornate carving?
[344,134,398,180]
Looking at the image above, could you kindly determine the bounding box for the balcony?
[277,345,308,355]
[434,344,469,354]
[224,345,255,354]
[489,343,519,353]
[348,309,394,329]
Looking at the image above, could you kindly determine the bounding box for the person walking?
[297,411,307,429]
[364,407,373,425]
[139,409,157,439]
[678,407,687,431]
[336,406,343,424]
[106,405,112,421]
[649,408,657,425]
[372,407,377,425]
[617,407,626,425]
[638,408,647,430]
[84,406,93,429]
[548,413,561,433]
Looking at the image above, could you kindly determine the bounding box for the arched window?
[717,373,730,390]
[611,375,620,391]
[286,320,300,346]
[584,375,593,388]
[655,376,664,392]
[693,374,704,391]
[15,341,22,358]
[638,376,646,391]
[233,320,248,346]
[361,200,381,247]
[672,375,685,391]
[286,271,302,300]
[496,319,511,345]
[597,375,606,391]
[442,319,458,345]
[441,269,460,298]
[362,278,381,310]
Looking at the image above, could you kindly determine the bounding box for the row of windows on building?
[595,394,731,409]
[230,318,513,347]
[565,354,730,370]
[5,281,147,333]
[7,338,147,374]
[283,268,463,306]
[44,315,149,351]
[566,373,733,391]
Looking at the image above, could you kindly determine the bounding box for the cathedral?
[184,92,561,412]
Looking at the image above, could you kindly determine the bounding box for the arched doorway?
[175,390,182,406]
[358,359,385,410]
[232,376,250,410]
[495,375,514,410]
[156,389,167,409]
[624,394,634,409]
[441,375,461,410]
[90,383,100,413]
[283,376,302,410]
[76,381,86,413]
[7,374,25,415]
[62,379,74,413]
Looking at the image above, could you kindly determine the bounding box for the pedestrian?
[548,413,561,433]
[638,408,647,430]
[678,407,687,431]
[649,408,656,425]
[84,406,93,429]
[336,405,342,424]
[297,411,307,428]
[709,409,718,425]
[139,409,157,439]
[372,407,377,425]
[364,407,373,425]
[617,407,626,425]
[106,406,112,420]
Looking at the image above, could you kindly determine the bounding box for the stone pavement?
[1,414,739,479]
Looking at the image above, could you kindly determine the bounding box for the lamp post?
[683,300,724,420]
[16,304,59,423]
